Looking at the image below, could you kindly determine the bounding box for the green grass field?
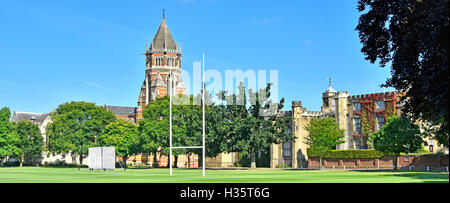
[0,167,448,183]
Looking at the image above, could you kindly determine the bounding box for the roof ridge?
[15,111,48,114]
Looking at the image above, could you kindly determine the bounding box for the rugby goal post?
[168,53,206,177]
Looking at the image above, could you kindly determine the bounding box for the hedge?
[307,149,385,159]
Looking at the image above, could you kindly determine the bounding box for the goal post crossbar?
[171,146,204,149]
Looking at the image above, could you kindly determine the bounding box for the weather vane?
[163,9,166,19]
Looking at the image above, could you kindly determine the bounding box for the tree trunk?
[78,153,83,170]
[20,152,24,167]
[198,153,203,168]
[393,155,398,171]
[319,157,323,170]
[174,155,179,168]
[153,152,158,168]
[187,154,191,168]
[250,152,257,168]
[123,155,128,169]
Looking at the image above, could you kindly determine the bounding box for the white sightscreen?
[101,147,115,170]
[88,147,115,170]
[88,147,102,170]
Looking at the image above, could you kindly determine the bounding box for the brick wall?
[308,154,449,170]
[116,153,200,168]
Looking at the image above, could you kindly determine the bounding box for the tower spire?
[163,9,166,19]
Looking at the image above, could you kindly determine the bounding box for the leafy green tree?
[13,120,43,167]
[356,0,449,147]
[98,119,140,168]
[140,96,189,168]
[218,82,294,168]
[371,116,422,170]
[304,117,345,170]
[205,103,229,158]
[46,102,116,167]
[0,107,19,164]
[138,119,160,166]
[178,95,203,167]
[246,83,293,168]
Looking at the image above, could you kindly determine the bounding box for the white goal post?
[168,53,206,177]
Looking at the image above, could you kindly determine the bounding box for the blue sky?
[0,0,394,114]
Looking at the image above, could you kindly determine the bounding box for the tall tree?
[304,117,345,170]
[371,116,422,170]
[46,102,116,167]
[13,120,43,167]
[0,107,19,164]
[220,82,294,168]
[138,119,160,166]
[98,119,140,168]
[140,96,189,168]
[356,0,449,147]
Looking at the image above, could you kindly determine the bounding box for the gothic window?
[376,100,385,110]
[354,139,362,149]
[377,117,385,131]
[354,103,361,111]
[354,118,362,133]
[156,58,163,66]
[282,142,291,157]
[323,98,328,107]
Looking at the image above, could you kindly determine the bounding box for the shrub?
[132,164,148,169]
[2,161,20,167]
[276,164,291,168]
[237,150,270,167]
[307,149,385,159]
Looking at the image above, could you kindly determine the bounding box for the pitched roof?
[105,106,137,116]
[150,18,177,51]
[12,112,50,124]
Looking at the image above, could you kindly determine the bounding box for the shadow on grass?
[352,170,449,183]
